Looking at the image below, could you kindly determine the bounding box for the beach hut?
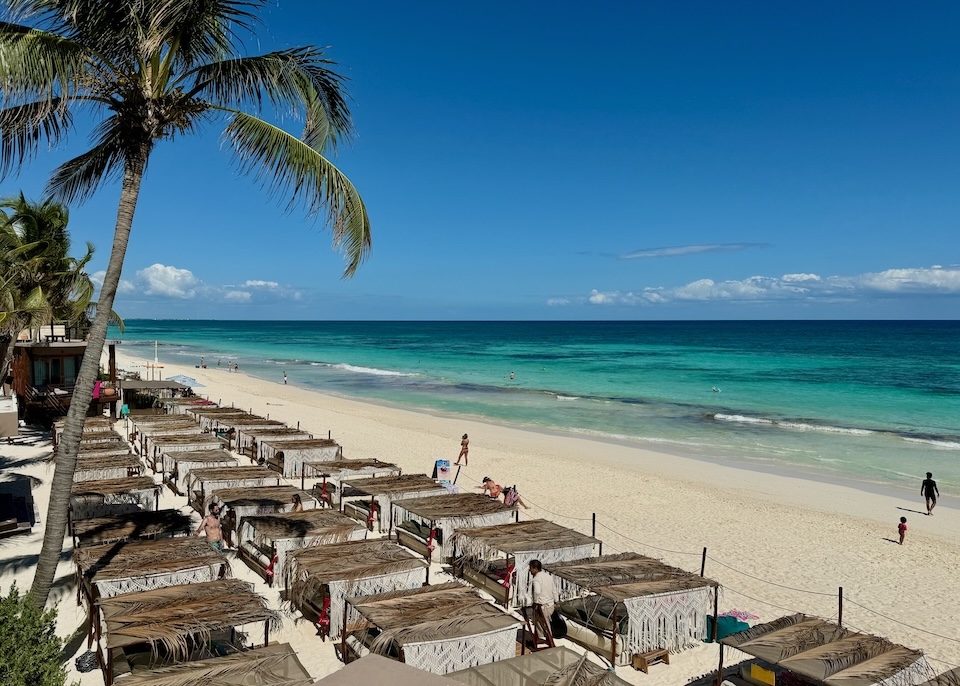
[339,474,447,533]
[238,508,366,586]
[74,452,142,482]
[76,536,229,643]
[343,581,521,675]
[161,447,237,491]
[139,421,205,459]
[287,539,428,641]
[147,433,223,473]
[113,643,312,686]
[718,614,933,686]
[449,646,632,686]
[315,654,462,686]
[223,418,286,449]
[452,519,601,608]
[185,465,279,513]
[261,437,343,477]
[546,552,719,665]
[70,476,160,525]
[210,484,318,545]
[72,509,192,548]
[54,416,114,446]
[157,396,217,415]
[392,493,516,570]
[127,413,194,442]
[236,427,313,462]
[186,406,252,429]
[79,429,126,446]
[78,440,135,460]
[95,579,279,685]
[302,458,400,506]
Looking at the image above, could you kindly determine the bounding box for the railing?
[22,383,72,416]
[17,322,90,344]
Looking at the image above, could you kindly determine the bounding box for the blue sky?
[6,1,960,319]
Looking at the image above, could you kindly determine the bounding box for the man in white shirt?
[529,559,556,640]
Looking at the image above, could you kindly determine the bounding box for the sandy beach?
[2,347,958,685]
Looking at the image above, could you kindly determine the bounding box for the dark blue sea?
[114,320,960,491]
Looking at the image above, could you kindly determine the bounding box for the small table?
[632,648,670,673]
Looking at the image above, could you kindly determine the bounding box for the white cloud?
[243,280,279,289]
[91,270,135,294]
[575,266,960,307]
[137,264,200,298]
[619,243,768,259]
[547,298,570,306]
[224,291,252,302]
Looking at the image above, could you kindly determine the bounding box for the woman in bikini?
[455,433,469,465]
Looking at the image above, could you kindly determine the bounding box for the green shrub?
[0,583,69,686]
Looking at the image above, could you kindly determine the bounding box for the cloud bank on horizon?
[562,265,960,307]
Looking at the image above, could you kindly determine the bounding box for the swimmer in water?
[712,386,720,393]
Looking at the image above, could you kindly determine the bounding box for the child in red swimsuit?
[898,517,907,545]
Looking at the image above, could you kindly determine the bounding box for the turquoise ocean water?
[115,321,960,492]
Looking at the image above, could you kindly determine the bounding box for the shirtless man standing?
[196,502,225,552]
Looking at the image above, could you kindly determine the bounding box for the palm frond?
[152,0,267,68]
[0,98,74,178]
[0,21,93,104]
[222,111,370,276]
[45,115,127,204]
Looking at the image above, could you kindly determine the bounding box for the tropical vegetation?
[0,583,71,686]
[0,0,370,607]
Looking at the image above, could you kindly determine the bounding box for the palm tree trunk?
[29,145,150,608]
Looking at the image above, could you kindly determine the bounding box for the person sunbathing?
[479,476,503,499]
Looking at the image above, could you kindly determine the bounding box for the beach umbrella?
[167,374,204,388]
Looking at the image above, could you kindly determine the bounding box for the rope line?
[596,521,702,557]
[706,556,835,597]
[846,598,960,645]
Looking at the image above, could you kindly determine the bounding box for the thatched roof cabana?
[54,416,114,445]
[162,448,237,485]
[74,452,142,482]
[188,408,255,432]
[158,397,217,415]
[449,646,631,686]
[287,539,427,640]
[452,519,600,608]
[720,614,931,686]
[70,476,160,523]
[97,579,280,686]
[237,427,313,460]
[79,429,125,445]
[118,642,312,686]
[147,434,223,472]
[392,493,516,566]
[918,669,960,686]
[316,654,461,686]
[340,474,447,533]
[301,457,399,501]
[78,441,134,459]
[260,437,342,478]
[546,552,719,664]
[238,509,366,586]
[73,509,192,548]
[344,581,520,675]
[186,466,279,513]
[211,485,317,522]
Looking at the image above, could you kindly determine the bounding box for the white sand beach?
[2,348,959,685]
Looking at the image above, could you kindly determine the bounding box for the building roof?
[118,643,312,686]
[316,654,460,686]
[120,380,188,391]
[449,646,631,686]
[452,519,600,556]
[392,492,513,520]
[342,474,445,496]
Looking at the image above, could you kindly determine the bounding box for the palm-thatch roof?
[917,669,960,686]
[545,552,718,602]
[187,407,252,417]
[75,452,140,474]
[55,416,115,432]
[304,458,398,477]
[241,508,364,541]
[99,579,280,657]
[79,430,125,444]
[316,654,462,686]
[453,519,599,556]
[240,428,312,440]
[77,442,134,458]
[449,646,630,686]
[117,642,313,686]
[220,418,285,430]
[75,535,227,582]
[720,614,930,686]
[268,438,340,451]
[136,418,201,433]
[343,474,446,496]
[189,465,277,484]
[73,509,193,547]
[169,448,237,465]
[393,493,514,520]
[71,476,158,497]
[287,539,426,607]
[149,433,221,448]
[212,485,313,508]
[347,581,519,648]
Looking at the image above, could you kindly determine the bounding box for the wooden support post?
[592,512,596,539]
[838,586,843,627]
[716,643,724,686]
[701,547,708,577]
[712,586,719,642]
[610,603,618,665]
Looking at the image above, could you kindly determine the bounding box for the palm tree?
[0,194,101,386]
[0,0,371,607]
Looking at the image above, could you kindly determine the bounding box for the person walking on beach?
[283,371,288,385]
[455,433,469,465]
[922,472,939,515]
[529,559,556,640]
[898,516,908,545]
[196,503,225,553]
